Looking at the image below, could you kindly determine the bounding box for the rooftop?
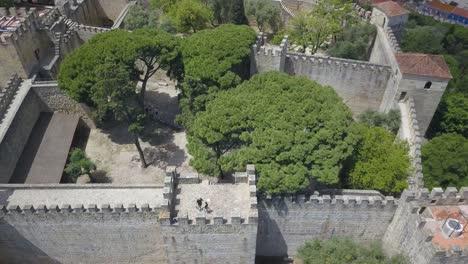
[422,205,468,250]
[395,53,452,79]
[452,7,468,18]
[374,1,409,17]
[427,1,457,13]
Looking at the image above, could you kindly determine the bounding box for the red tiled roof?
[395,53,452,79]
[427,1,456,13]
[452,7,468,18]
[374,1,409,17]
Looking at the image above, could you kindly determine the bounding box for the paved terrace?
[0,184,164,208]
[175,179,251,221]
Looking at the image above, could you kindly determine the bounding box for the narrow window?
[424,81,432,89]
[34,49,40,61]
[399,91,407,101]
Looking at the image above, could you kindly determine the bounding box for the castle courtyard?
[85,72,194,184]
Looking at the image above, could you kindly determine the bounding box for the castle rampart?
[284,51,392,116]
[256,192,398,257]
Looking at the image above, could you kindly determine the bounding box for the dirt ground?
[84,72,194,184]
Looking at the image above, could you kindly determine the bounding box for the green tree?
[288,11,340,53]
[178,24,256,127]
[0,0,14,7]
[64,148,96,182]
[422,133,468,189]
[298,237,407,264]
[401,26,446,54]
[167,0,213,33]
[132,29,182,104]
[189,72,354,194]
[92,61,149,168]
[245,0,282,32]
[328,22,376,60]
[58,30,136,105]
[124,5,150,30]
[358,109,401,134]
[202,0,248,25]
[347,126,410,194]
[438,93,468,137]
[150,0,174,12]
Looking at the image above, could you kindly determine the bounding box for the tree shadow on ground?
[91,170,112,183]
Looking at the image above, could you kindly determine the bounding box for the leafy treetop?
[188,72,354,194]
[422,133,468,189]
[298,237,407,264]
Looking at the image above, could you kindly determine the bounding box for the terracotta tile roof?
[395,53,452,79]
[452,7,468,18]
[427,1,456,13]
[374,1,409,17]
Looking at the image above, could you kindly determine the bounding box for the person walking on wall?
[196,198,203,210]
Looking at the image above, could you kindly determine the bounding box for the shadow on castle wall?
[256,202,288,257]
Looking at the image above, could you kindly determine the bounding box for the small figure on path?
[196,198,203,210]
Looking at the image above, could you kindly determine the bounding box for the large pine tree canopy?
[188,72,354,194]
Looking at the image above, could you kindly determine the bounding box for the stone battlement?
[0,203,160,216]
[0,74,22,122]
[403,187,468,205]
[405,97,424,190]
[287,52,391,72]
[385,26,401,52]
[259,193,398,210]
[76,23,111,33]
[253,34,288,57]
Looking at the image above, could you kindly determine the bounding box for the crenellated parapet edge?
[352,3,372,20]
[0,203,161,217]
[162,166,176,210]
[0,7,44,44]
[287,51,392,73]
[433,244,468,259]
[0,74,22,122]
[252,33,288,57]
[258,192,398,210]
[405,97,424,190]
[402,187,468,206]
[384,26,401,52]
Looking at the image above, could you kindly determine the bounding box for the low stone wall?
[256,193,398,257]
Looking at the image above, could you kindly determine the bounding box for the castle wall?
[0,204,167,264]
[398,74,448,136]
[160,220,257,264]
[0,45,25,86]
[383,188,468,264]
[284,53,392,116]
[97,0,129,22]
[0,85,48,183]
[256,193,397,257]
[69,0,107,27]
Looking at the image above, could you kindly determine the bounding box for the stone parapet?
[259,193,398,210]
[402,187,468,206]
[0,203,160,217]
[178,172,200,184]
[385,26,401,52]
[0,74,22,123]
[287,52,391,72]
[405,96,424,190]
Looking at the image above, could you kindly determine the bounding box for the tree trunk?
[139,69,151,107]
[134,134,147,168]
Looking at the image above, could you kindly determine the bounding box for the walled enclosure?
[251,35,393,116]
